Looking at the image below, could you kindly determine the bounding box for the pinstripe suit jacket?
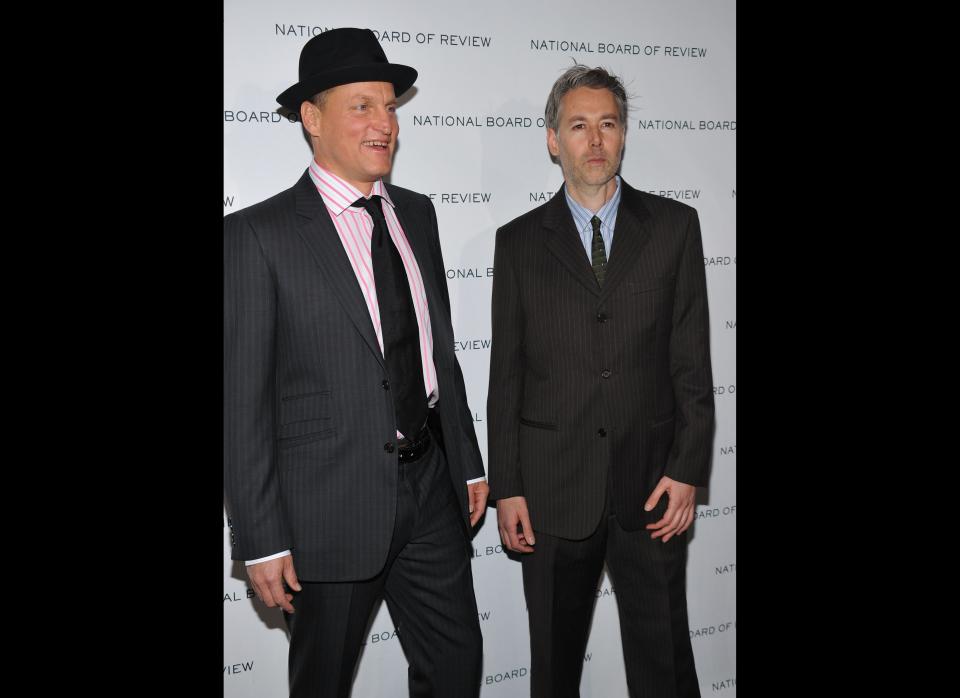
[224,170,485,581]
[487,179,714,540]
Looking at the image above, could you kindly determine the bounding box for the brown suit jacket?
[487,178,714,539]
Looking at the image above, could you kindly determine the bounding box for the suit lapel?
[291,171,385,369]
[600,180,653,299]
[542,185,602,297]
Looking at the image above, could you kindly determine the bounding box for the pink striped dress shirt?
[307,161,438,410]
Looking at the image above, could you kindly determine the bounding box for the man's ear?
[301,100,321,137]
[547,128,560,158]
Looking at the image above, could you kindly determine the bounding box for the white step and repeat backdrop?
[224,1,735,695]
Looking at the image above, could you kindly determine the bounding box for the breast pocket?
[627,276,673,294]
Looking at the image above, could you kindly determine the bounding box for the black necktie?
[590,215,607,286]
[351,195,427,439]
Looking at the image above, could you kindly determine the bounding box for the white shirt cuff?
[245,550,291,566]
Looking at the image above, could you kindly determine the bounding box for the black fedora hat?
[276,28,417,111]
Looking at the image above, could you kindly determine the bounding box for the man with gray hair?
[488,64,714,697]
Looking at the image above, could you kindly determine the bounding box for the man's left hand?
[467,481,490,527]
[644,476,697,543]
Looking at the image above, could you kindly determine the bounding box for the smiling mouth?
[362,140,391,151]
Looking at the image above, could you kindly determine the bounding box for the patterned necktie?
[351,195,427,439]
[590,215,607,286]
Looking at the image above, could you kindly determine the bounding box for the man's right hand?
[497,496,536,553]
[247,555,302,613]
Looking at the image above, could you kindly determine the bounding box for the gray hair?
[544,65,628,132]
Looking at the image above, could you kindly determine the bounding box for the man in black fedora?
[224,27,487,697]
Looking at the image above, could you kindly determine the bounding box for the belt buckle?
[398,423,430,463]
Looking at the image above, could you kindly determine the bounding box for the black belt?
[397,420,432,463]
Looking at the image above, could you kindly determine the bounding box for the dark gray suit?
[224,170,484,696]
[488,178,714,697]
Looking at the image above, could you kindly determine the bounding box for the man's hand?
[247,555,302,613]
[467,480,490,527]
[644,476,697,543]
[497,496,536,553]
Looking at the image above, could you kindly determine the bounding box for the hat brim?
[276,63,418,112]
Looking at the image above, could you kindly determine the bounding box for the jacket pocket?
[519,416,559,431]
[278,428,336,450]
[649,414,676,429]
[279,391,332,425]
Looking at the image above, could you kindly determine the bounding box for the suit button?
[384,442,395,453]
[601,369,611,379]
[597,428,607,437]
[596,312,607,323]
[382,380,390,390]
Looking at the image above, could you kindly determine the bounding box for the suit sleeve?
[425,200,485,482]
[664,209,715,487]
[486,227,525,500]
[223,212,292,561]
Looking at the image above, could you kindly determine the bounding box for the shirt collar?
[564,175,621,230]
[307,160,395,216]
